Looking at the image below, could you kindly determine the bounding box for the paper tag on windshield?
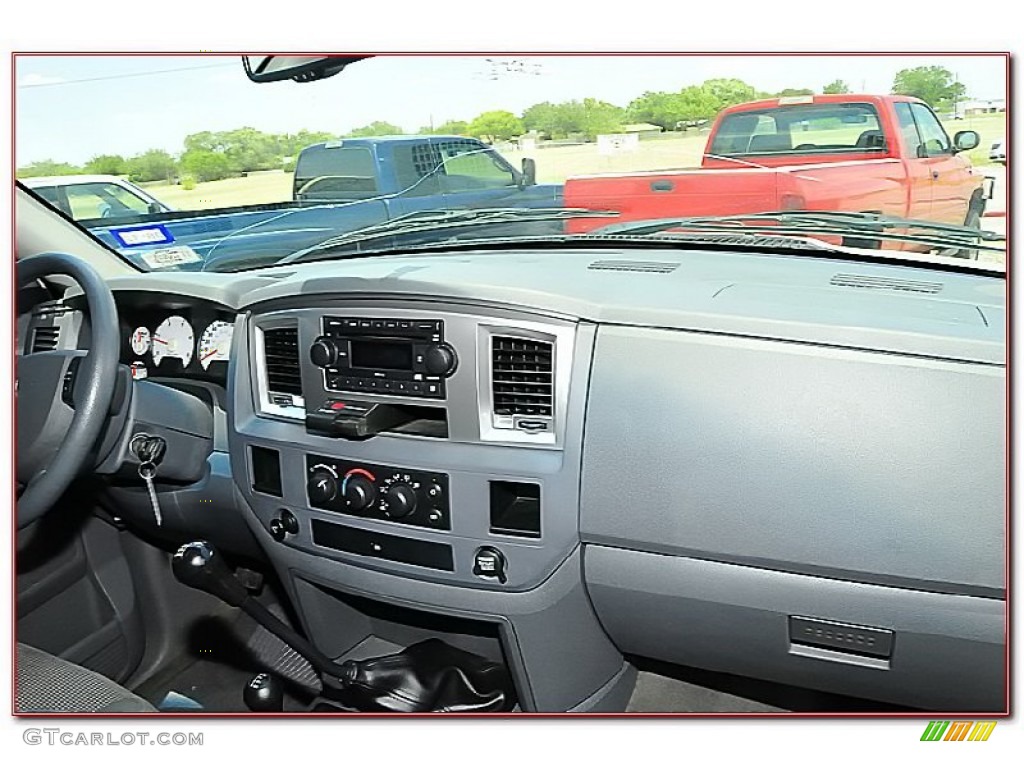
[138,245,203,269]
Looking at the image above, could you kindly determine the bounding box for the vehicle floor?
[625,657,917,713]
[129,610,908,713]
[133,611,318,713]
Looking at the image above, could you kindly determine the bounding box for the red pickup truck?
[564,94,989,245]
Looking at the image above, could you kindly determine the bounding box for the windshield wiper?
[591,211,1006,254]
[277,207,617,264]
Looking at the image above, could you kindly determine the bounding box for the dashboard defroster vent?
[588,259,679,274]
[491,336,553,418]
[31,326,60,353]
[262,327,303,396]
[830,273,943,294]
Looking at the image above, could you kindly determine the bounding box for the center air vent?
[491,337,553,417]
[589,259,679,274]
[31,326,60,352]
[830,273,943,294]
[262,327,302,396]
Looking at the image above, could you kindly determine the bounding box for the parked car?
[20,174,172,221]
[989,137,1006,164]
[564,94,988,246]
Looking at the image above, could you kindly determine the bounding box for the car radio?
[308,317,457,399]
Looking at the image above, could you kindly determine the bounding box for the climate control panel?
[305,454,450,531]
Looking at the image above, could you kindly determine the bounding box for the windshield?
[15,54,1006,272]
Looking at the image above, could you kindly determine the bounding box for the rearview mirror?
[242,55,367,84]
[953,130,981,152]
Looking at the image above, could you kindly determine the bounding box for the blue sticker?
[110,224,175,248]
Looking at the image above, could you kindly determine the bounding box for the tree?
[522,101,563,137]
[467,110,524,142]
[628,91,685,131]
[125,150,178,183]
[347,121,404,137]
[823,79,850,94]
[775,88,814,97]
[892,66,966,107]
[16,159,82,177]
[675,85,721,124]
[433,120,470,136]
[180,149,232,182]
[84,154,127,175]
[701,78,759,110]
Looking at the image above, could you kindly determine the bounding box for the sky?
[14,54,1008,166]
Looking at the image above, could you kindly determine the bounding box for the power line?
[18,62,237,89]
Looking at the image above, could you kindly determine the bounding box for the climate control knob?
[424,343,457,377]
[307,469,338,505]
[309,336,340,368]
[342,474,377,513]
[384,483,417,519]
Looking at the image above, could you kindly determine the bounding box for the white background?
[0,2,1019,764]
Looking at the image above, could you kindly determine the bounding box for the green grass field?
[140,112,1006,210]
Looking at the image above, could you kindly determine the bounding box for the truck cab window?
[894,102,925,157]
[437,141,517,191]
[66,182,151,219]
[909,103,953,156]
[293,146,379,201]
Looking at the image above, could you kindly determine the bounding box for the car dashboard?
[33,245,1006,712]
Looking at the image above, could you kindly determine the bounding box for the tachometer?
[198,320,233,370]
[129,326,151,356]
[152,315,194,367]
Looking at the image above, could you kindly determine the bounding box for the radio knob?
[310,336,339,368]
[384,483,417,519]
[307,469,338,506]
[424,343,457,377]
[342,474,377,513]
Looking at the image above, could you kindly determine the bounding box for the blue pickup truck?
[74,136,563,272]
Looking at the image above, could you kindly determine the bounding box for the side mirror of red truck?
[953,130,981,153]
[520,158,537,188]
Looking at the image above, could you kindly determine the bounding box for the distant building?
[622,123,665,139]
[956,98,1006,117]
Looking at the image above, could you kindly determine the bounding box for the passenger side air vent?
[491,337,553,418]
[830,273,943,294]
[31,326,60,352]
[262,327,302,396]
[589,259,679,274]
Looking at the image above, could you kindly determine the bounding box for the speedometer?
[198,320,233,370]
[152,315,194,367]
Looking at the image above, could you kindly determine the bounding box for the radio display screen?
[350,338,414,371]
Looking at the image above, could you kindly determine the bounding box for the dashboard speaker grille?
[31,326,60,353]
[262,327,302,396]
[492,336,553,417]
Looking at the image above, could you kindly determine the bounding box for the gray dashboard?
[89,246,1005,712]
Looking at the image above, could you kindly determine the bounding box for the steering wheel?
[16,253,121,528]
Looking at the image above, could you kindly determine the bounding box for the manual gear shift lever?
[171,540,516,712]
[172,542,250,607]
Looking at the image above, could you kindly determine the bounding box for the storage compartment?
[250,445,283,497]
[489,481,541,538]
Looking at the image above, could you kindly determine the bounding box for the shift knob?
[171,541,249,607]
[244,672,285,712]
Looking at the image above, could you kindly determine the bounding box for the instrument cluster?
[117,294,235,383]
